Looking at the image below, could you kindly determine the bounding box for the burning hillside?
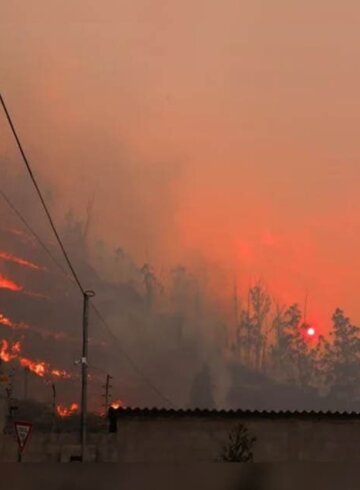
[56,402,79,417]
[0,308,77,342]
[0,339,71,379]
[0,251,44,271]
[0,218,110,410]
[0,273,22,292]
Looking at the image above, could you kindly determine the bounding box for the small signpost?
[14,421,32,462]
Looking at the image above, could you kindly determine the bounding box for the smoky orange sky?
[2,0,360,332]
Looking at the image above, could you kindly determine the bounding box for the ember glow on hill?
[0,274,23,292]
[0,339,71,379]
[0,313,14,328]
[0,310,75,342]
[0,251,44,270]
[56,403,79,417]
[110,400,125,410]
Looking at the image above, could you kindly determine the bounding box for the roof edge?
[110,407,360,418]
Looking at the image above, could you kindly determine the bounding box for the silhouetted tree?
[249,285,271,370]
[270,304,318,390]
[141,263,158,309]
[322,308,360,408]
[233,284,271,371]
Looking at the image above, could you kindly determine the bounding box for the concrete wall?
[115,415,360,463]
[0,432,118,462]
[1,413,360,463]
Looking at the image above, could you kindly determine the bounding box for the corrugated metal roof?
[111,407,360,419]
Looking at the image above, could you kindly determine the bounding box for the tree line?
[227,284,360,410]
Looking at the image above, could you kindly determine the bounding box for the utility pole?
[51,383,57,431]
[102,374,113,416]
[80,290,95,463]
[23,366,29,400]
[5,375,17,435]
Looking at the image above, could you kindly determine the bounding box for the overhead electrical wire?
[0,92,176,408]
[0,184,175,407]
[0,188,74,283]
[91,305,176,408]
[0,93,85,294]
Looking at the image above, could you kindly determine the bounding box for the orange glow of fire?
[0,339,20,362]
[51,369,71,379]
[56,403,79,417]
[20,357,46,377]
[0,338,71,379]
[0,251,43,271]
[0,311,75,344]
[110,400,125,409]
[0,274,23,292]
[0,314,13,328]
[0,312,29,331]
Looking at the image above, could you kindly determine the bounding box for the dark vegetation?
[220,423,256,462]
[225,285,360,412]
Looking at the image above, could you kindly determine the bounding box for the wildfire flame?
[0,251,44,271]
[0,275,46,299]
[110,400,125,409]
[20,357,46,377]
[0,313,13,328]
[0,339,71,379]
[50,369,71,379]
[0,274,23,292]
[0,312,30,331]
[0,310,76,344]
[0,339,21,362]
[56,403,79,417]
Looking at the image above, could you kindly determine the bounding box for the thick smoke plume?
[2,0,360,411]
[1,167,360,414]
[0,166,232,410]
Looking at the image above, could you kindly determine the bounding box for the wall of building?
[1,413,360,463]
[115,414,360,463]
[0,432,118,462]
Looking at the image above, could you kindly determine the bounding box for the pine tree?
[322,308,360,407]
[233,284,271,371]
[270,304,318,390]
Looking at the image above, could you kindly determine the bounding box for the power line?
[0,93,84,294]
[0,188,74,282]
[0,183,175,407]
[92,304,176,408]
[0,92,176,409]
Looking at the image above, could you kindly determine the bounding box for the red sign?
[14,421,32,452]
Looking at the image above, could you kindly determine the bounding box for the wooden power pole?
[80,290,95,463]
[102,374,113,416]
[23,366,29,400]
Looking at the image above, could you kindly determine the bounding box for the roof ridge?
[111,407,360,416]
